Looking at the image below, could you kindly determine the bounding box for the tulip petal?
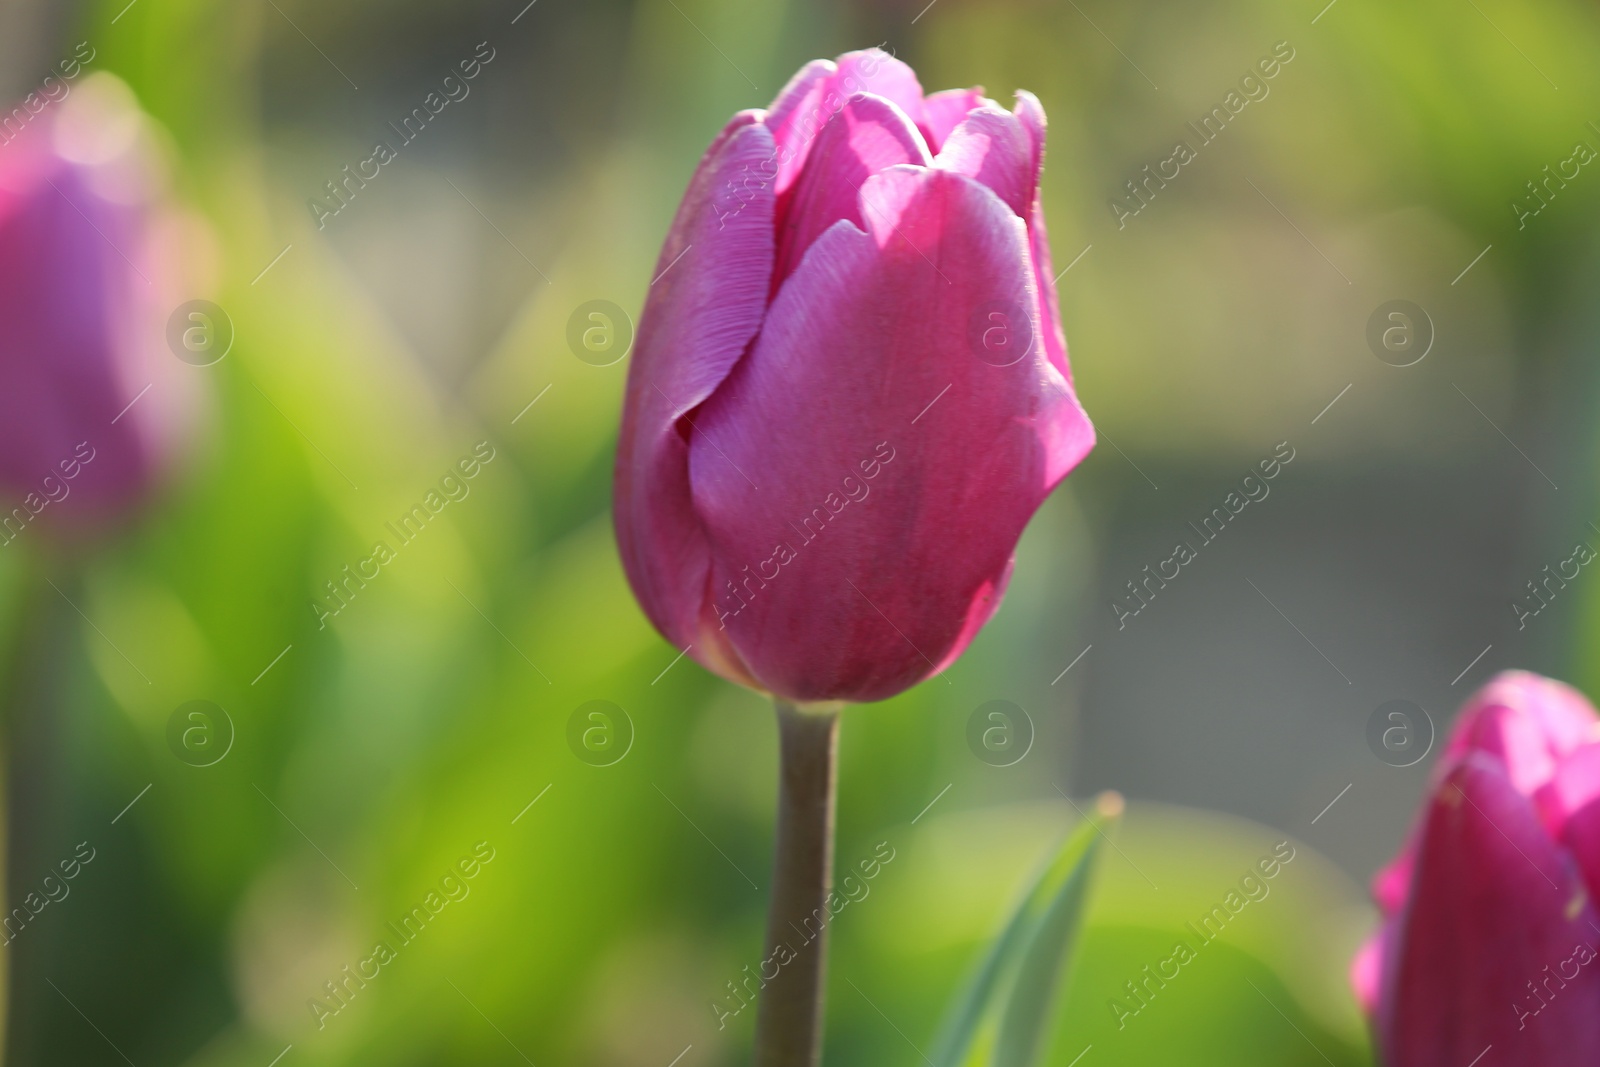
[1349,926,1389,1015]
[1011,90,1047,188]
[1375,673,1600,918]
[613,112,776,684]
[774,92,930,289]
[0,144,175,523]
[765,60,835,195]
[834,50,926,131]
[860,164,1087,481]
[763,50,927,197]
[1005,91,1079,398]
[685,166,1091,702]
[921,87,988,152]
[935,106,1034,217]
[1542,743,1600,826]
[0,161,130,482]
[1372,847,1416,915]
[1447,671,1600,799]
[1378,754,1600,1067]
[1549,745,1600,896]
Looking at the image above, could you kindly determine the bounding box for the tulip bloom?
[615,49,1094,704]
[1353,671,1600,1065]
[0,74,198,541]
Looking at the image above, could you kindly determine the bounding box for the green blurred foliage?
[0,0,1595,1063]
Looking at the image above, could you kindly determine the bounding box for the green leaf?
[931,792,1120,1067]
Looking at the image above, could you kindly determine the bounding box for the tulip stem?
[756,700,841,1067]
[0,567,57,1066]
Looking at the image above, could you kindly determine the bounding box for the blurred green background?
[1,0,1598,1063]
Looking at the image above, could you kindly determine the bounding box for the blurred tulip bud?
[614,49,1094,703]
[1353,671,1600,1065]
[0,73,206,546]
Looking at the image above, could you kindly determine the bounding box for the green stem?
[755,700,841,1067]
[1,563,73,1066]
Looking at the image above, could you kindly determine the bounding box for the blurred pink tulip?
[614,49,1094,703]
[0,74,201,545]
[1353,671,1600,1066]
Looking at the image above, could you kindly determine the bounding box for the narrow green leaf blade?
[932,792,1120,1067]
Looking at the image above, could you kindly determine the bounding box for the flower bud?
[614,50,1094,703]
[0,73,203,546]
[1354,671,1600,1063]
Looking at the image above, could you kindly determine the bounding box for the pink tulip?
[1353,671,1600,1065]
[614,49,1094,703]
[0,74,200,544]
